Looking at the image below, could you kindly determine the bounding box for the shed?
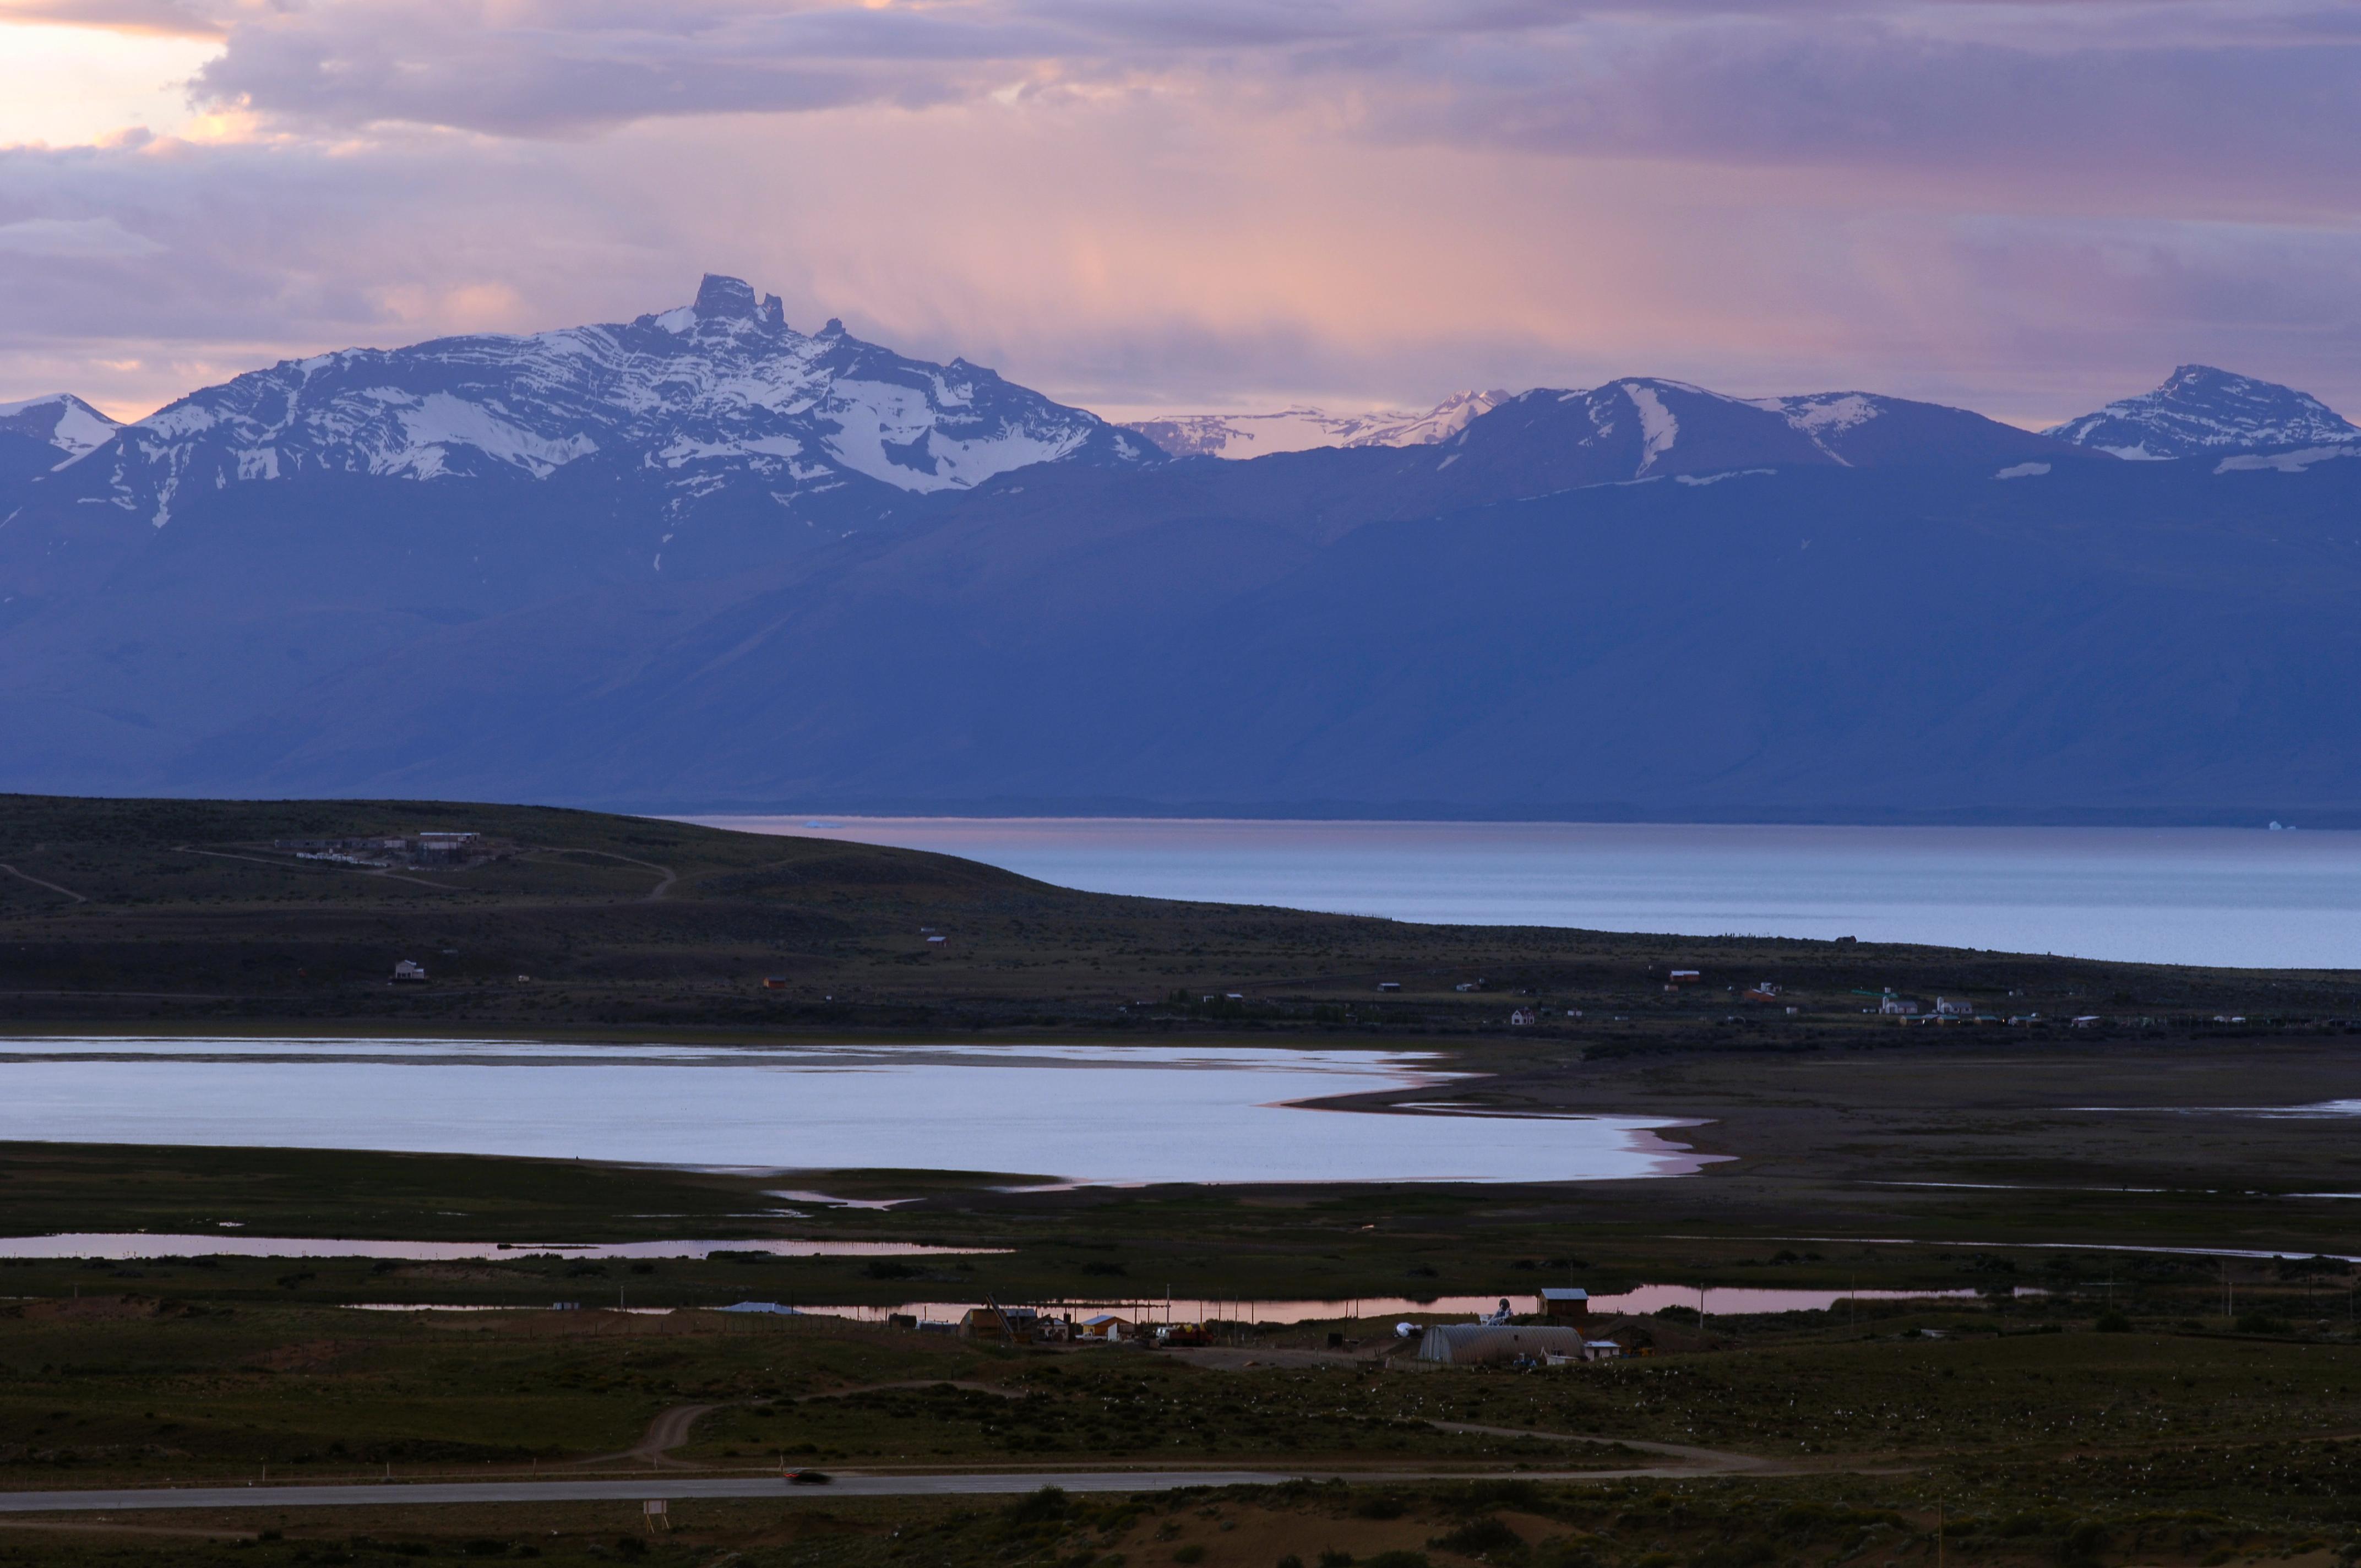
[1076,1313,1133,1341]
[960,1305,1038,1341]
[1539,1288,1590,1320]
[391,960,427,983]
[1416,1324,1593,1365]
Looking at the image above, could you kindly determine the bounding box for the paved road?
[0,1471,1298,1514]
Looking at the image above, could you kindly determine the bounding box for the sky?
[2,1,2359,428]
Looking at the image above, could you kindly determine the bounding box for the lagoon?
[0,1039,1707,1186]
[699,816,2361,969]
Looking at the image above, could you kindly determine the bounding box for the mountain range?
[4,277,2359,823]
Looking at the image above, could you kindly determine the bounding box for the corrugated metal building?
[1416,1324,1595,1365]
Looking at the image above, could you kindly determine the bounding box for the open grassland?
[3,1281,2360,1483]
[5,1303,2361,1566]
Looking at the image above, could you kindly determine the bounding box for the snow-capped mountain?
[0,393,121,459]
[2046,366,2360,460]
[58,274,1155,530]
[0,393,122,495]
[1123,390,1507,459]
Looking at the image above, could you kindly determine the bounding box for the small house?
[1668,970,1702,985]
[761,977,788,990]
[414,831,480,863]
[1934,997,1973,1017]
[1878,995,1920,1016]
[391,960,427,983]
[1377,981,1401,992]
[1075,1313,1133,1342]
[1509,1008,1536,1026]
[1742,982,1781,1002]
[926,935,948,946]
[1539,1287,1590,1320]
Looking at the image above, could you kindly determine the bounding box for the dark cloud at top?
[172,0,2361,197]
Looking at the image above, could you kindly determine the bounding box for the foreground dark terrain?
[3,794,2360,1564]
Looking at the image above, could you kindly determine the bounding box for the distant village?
[718,1288,1639,1368]
[273,831,502,870]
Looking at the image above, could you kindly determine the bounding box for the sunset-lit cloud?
[3,1,2359,426]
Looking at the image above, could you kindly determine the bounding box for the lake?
[697,816,2361,968]
[0,1039,1709,1186]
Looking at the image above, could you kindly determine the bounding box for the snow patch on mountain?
[1121,390,1508,459]
[2047,365,2360,458]
[1624,382,1680,472]
[2214,445,2361,475]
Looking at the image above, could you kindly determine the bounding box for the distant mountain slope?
[1123,391,1505,458]
[2046,365,2360,459]
[1753,391,2071,467]
[114,452,2361,825]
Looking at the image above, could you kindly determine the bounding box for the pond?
[0,1038,1713,1186]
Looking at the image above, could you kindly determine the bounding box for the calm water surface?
[0,1039,1707,1186]
[695,817,2361,968]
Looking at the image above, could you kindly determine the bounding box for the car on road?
[788,1469,832,1485]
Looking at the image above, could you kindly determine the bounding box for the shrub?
[1355,1495,1408,1521]
[1004,1486,1072,1525]
[1175,1547,1207,1564]
[2060,1522,2109,1567]
[1697,1540,1778,1568]
[1366,1554,1433,1568]
[1430,1517,1525,1555]
[1534,1541,1602,1568]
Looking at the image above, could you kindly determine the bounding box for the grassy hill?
[1,793,2357,1035]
